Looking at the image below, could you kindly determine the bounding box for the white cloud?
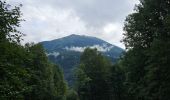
[47,52,60,57]
[104,24,118,33]
[90,44,114,52]
[6,0,140,49]
[64,44,114,52]
[64,46,85,52]
[20,5,86,43]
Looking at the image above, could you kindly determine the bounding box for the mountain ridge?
[40,34,124,85]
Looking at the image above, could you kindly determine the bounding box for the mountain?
[40,34,124,85]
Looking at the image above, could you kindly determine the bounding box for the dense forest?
[0,0,170,100]
[0,1,67,99]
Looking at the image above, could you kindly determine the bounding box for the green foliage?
[0,1,29,99]
[0,1,67,100]
[66,89,79,100]
[0,1,23,43]
[21,43,67,100]
[0,42,31,99]
[75,48,115,100]
[0,43,68,100]
[122,0,170,100]
[52,65,67,99]
[109,63,126,100]
[144,39,170,100]
[123,0,170,49]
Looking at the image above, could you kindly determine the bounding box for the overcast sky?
[7,0,139,48]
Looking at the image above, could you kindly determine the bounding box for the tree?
[0,1,23,43]
[109,63,126,100]
[122,0,170,100]
[144,39,170,100]
[0,1,29,99]
[0,42,31,99]
[52,65,67,100]
[66,89,79,100]
[24,43,67,100]
[0,1,68,99]
[75,48,113,100]
[123,0,170,49]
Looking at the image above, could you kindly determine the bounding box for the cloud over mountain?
[64,44,114,52]
[41,34,124,85]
